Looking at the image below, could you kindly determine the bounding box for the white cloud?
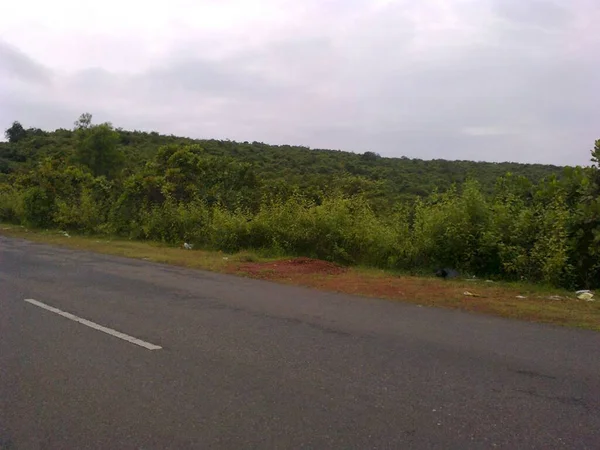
[1,0,599,165]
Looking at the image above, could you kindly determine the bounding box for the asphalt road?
[1,236,599,449]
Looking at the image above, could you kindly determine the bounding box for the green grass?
[0,224,266,271]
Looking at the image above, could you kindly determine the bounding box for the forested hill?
[0,124,563,202]
[1,119,599,288]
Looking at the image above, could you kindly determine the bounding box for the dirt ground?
[230,257,599,331]
[235,257,346,278]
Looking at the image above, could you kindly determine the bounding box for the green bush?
[22,186,55,228]
[410,181,490,273]
[0,186,23,223]
[205,206,250,252]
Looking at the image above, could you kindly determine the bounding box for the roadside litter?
[435,268,459,279]
[60,230,70,238]
[183,242,193,250]
[463,291,485,298]
[576,290,595,301]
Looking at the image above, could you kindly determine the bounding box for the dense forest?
[1,115,599,289]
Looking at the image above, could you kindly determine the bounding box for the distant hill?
[0,125,565,205]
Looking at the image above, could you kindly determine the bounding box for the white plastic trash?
[577,292,594,301]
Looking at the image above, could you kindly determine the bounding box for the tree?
[0,158,11,174]
[5,121,27,143]
[587,139,600,197]
[592,139,600,167]
[361,151,380,162]
[76,123,123,178]
[74,113,93,130]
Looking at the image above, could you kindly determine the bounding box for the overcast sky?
[1,0,598,165]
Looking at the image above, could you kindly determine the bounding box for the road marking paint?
[24,299,162,350]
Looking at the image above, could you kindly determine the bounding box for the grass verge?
[1,224,598,331]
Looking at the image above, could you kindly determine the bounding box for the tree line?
[1,115,598,289]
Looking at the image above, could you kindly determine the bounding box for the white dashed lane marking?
[24,298,162,350]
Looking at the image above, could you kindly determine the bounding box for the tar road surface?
[1,236,599,449]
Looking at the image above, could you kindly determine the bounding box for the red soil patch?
[230,260,600,330]
[236,257,346,279]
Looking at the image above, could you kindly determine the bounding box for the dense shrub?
[22,187,55,228]
[0,187,23,223]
